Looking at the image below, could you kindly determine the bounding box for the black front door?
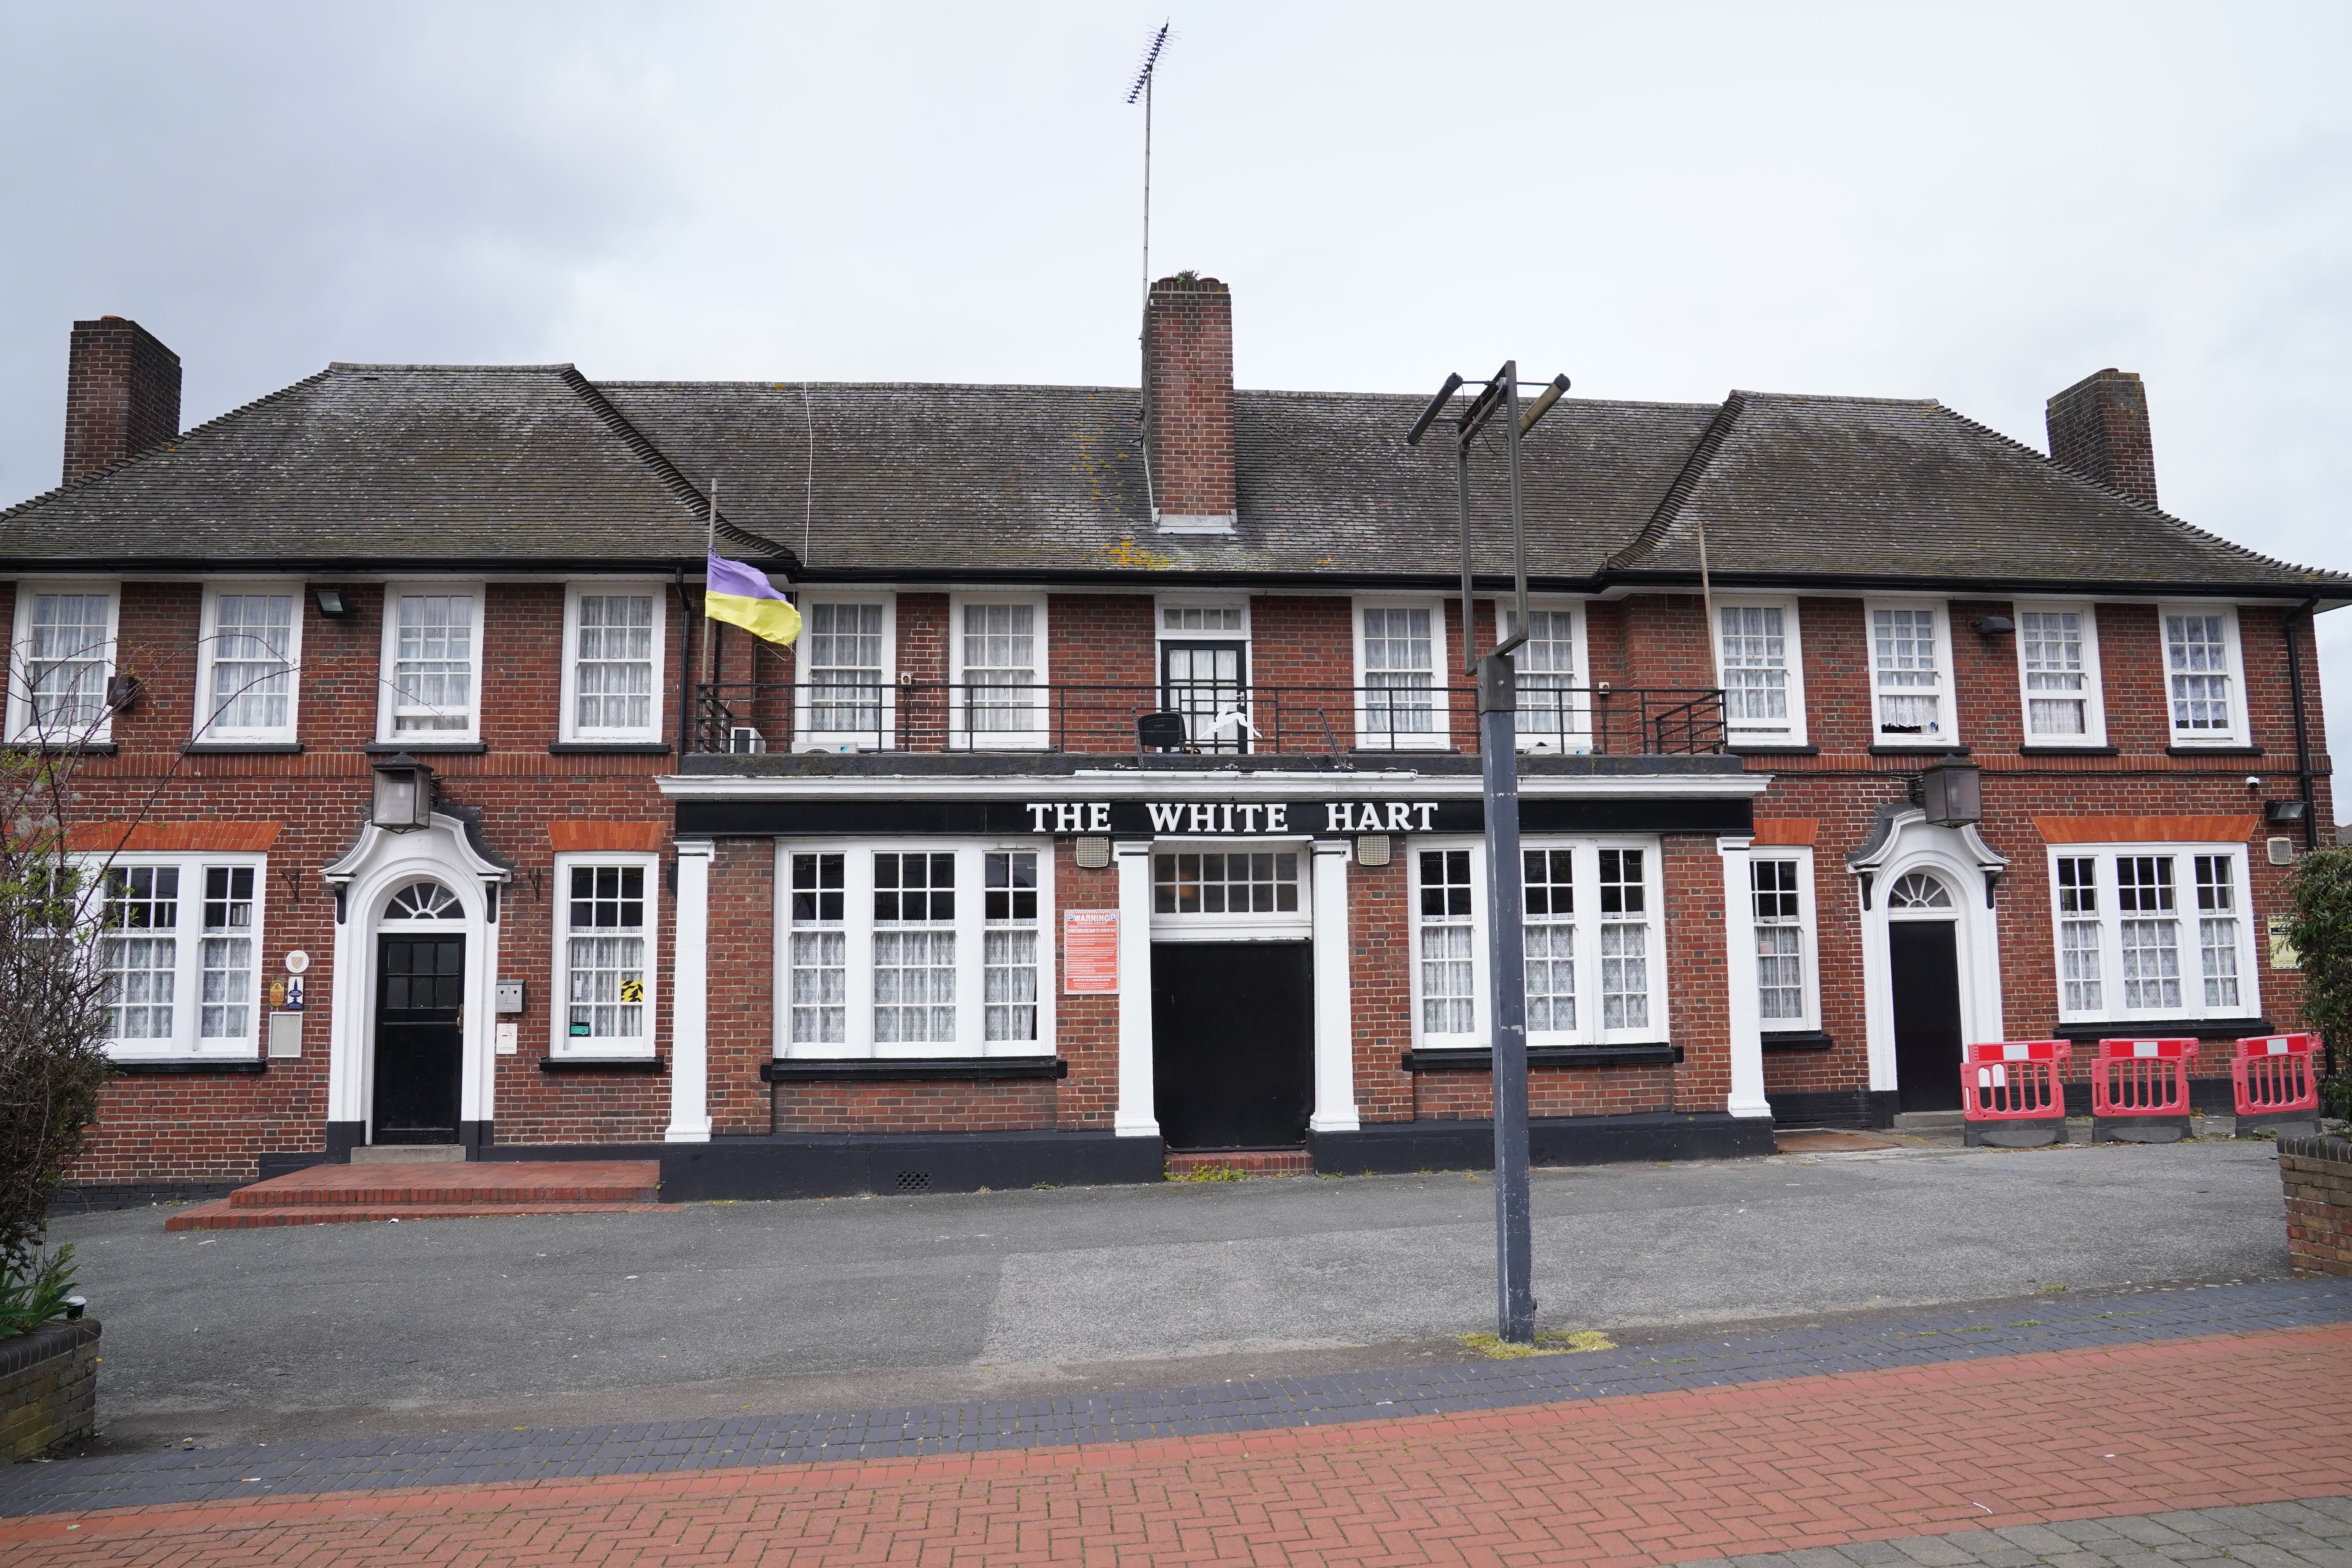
[373,933,465,1143]
[1889,921,1963,1113]
[1151,940,1313,1150]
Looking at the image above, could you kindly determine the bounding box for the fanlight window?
[383,880,463,920]
[1887,872,1953,911]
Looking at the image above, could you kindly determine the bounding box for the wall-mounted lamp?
[1355,834,1393,868]
[1915,757,1983,828]
[2265,799,2310,829]
[369,752,435,832]
[313,586,351,618]
[1073,837,1111,870]
[104,674,143,713]
[1972,615,2015,637]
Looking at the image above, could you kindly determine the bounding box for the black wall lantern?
[1916,757,1983,828]
[370,752,435,832]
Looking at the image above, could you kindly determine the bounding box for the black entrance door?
[373,933,466,1143]
[1151,941,1313,1150]
[1889,921,1963,1113]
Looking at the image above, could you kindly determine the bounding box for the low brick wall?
[0,1316,100,1460]
[2280,1135,2352,1279]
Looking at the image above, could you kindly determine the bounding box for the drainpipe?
[2285,598,2320,851]
[676,566,693,758]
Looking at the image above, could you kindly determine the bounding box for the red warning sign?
[1063,909,1119,994]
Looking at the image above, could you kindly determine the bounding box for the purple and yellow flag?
[703,554,801,646]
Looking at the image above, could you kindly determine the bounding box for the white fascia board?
[656,770,1771,802]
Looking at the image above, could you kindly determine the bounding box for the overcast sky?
[2,2,2346,813]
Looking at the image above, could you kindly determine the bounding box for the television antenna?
[1127,22,1171,307]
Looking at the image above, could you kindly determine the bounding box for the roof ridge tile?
[1607,392,1744,570]
[558,370,799,569]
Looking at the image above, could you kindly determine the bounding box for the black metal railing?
[693,682,1726,758]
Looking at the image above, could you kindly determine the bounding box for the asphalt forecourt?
[40,1138,2289,1453]
[1,1282,2346,1564]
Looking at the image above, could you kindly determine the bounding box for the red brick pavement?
[7,1323,2348,1566]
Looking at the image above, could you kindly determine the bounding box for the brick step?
[166,1199,675,1231]
[223,1160,662,1208]
[1167,1149,1312,1177]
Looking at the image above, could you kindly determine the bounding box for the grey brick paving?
[0,1278,2344,1519]
[1670,1502,2352,1568]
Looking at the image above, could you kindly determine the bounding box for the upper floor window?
[1357,600,1446,750]
[2159,605,2247,747]
[379,586,480,741]
[562,586,665,744]
[1866,600,1955,746]
[95,855,266,1060]
[800,602,889,748]
[1714,598,1807,748]
[950,596,1047,748]
[9,583,118,742]
[2046,844,2258,1023]
[1500,602,1589,753]
[196,586,301,744]
[2016,603,2105,745]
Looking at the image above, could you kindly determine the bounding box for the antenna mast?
[1127,23,1170,307]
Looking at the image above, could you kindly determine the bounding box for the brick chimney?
[1142,274,1236,534]
[2045,368,2157,508]
[63,316,181,485]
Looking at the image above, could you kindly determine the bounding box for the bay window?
[2046,844,2258,1024]
[1411,838,1664,1046]
[777,842,1051,1057]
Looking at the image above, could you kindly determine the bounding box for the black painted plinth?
[478,1129,1166,1201]
[1308,1111,1775,1176]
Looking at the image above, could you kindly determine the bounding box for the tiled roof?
[1,363,2340,597]
[0,365,788,567]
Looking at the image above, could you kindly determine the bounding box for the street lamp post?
[1406,360,1570,1345]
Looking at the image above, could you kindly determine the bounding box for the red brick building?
[8,283,2341,1203]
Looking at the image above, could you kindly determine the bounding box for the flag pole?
[698,479,719,739]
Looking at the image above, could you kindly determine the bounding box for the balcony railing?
[691,681,1727,757]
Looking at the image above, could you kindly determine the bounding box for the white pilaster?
[1113,840,1158,1138]
[1309,839,1359,1132]
[1718,835,1772,1120]
[666,839,714,1143]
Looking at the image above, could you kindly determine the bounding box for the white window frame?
[1154,597,1254,752]
[1493,598,1592,753]
[947,593,1049,750]
[771,839,1055,1059]
[1408,835,1665,1048]
[2156,602,2249,748]
[548,851,661,1058]
[1750,848,1821,1033]
[1354,596,1452,751]
[792,592,897,751]
[1711,595,1809,748]
[2043,841,2261,1025]
[1864,597,1958,748]
[1147,841,1313,942]
[558,583,666,744]
[8,580,121,744]
[376,582,485,744]
[2013,601,2108,748]
[190,582,305,746]
[90,851,269,1062]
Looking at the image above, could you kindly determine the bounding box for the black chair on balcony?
[1136,710,1191,756]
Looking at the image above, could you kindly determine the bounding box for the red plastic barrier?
[2232,1033,2320,1119]
[2091,1038,2199,1118]
[1961,1040,2071,1122]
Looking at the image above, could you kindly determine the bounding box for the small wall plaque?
[267,1012,303,1059]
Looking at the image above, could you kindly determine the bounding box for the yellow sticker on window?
[619,979,645,1002]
